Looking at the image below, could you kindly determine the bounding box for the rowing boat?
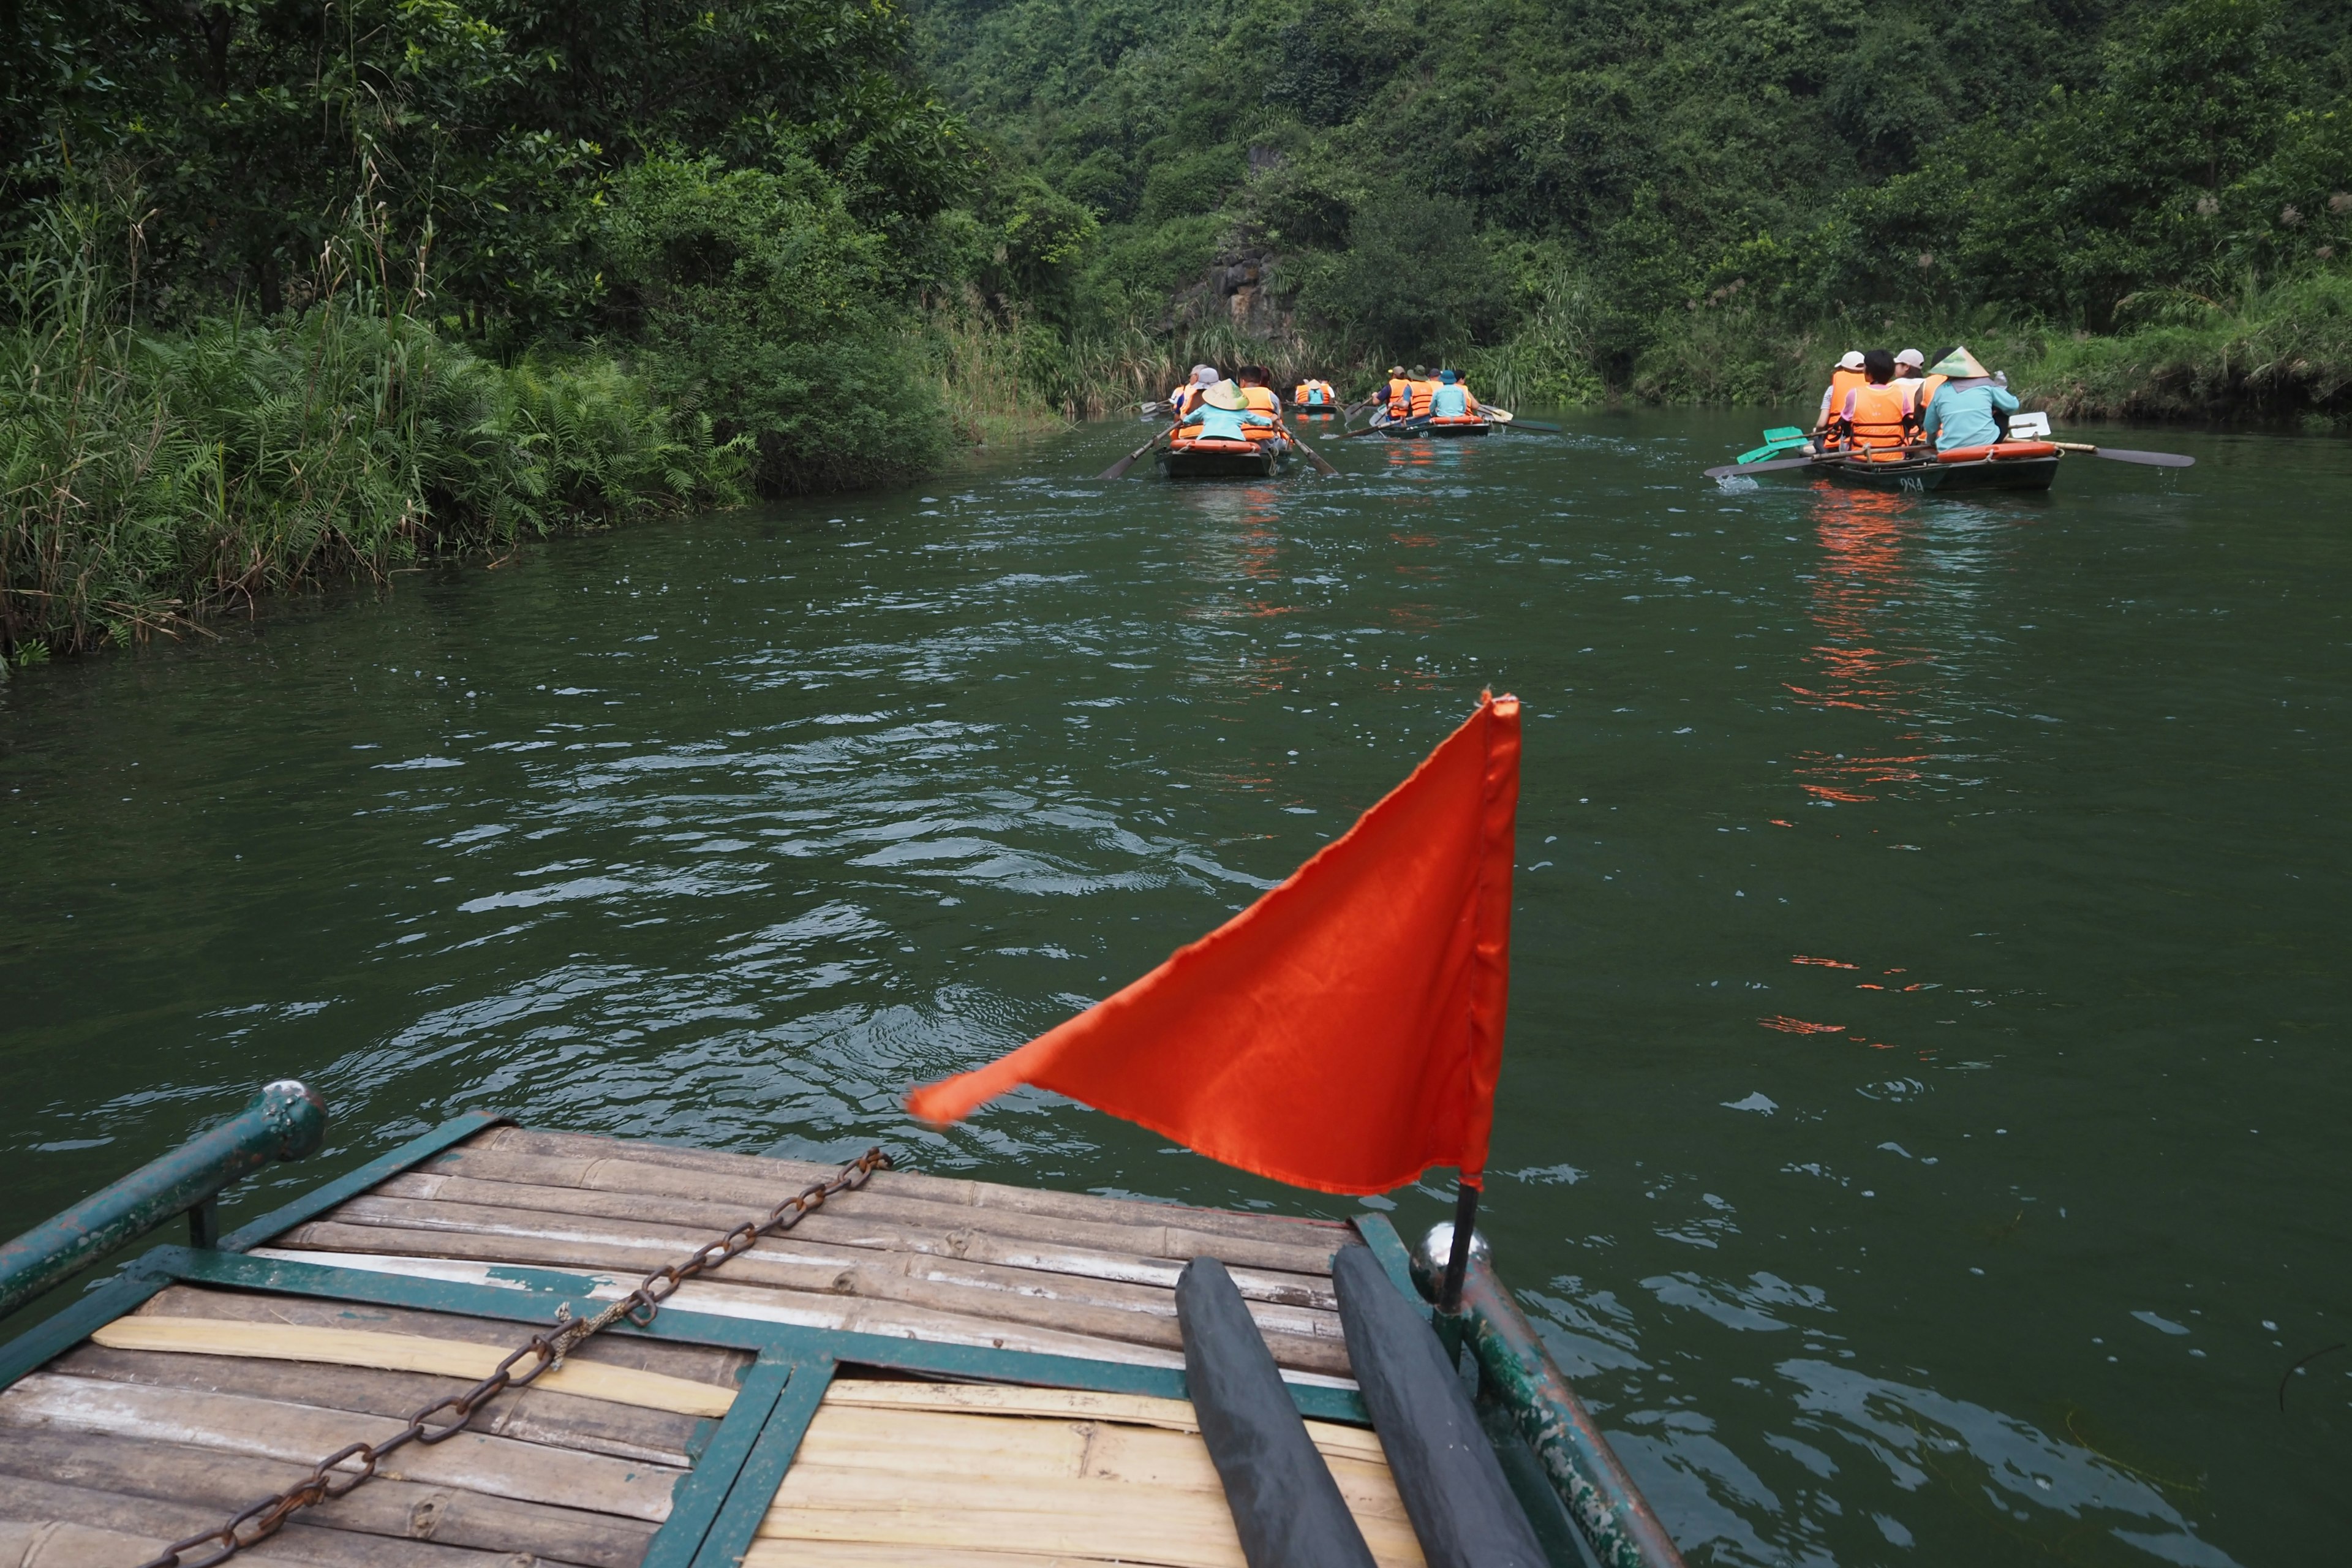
[1381,416,1491,440]
[1811,440,2062,493]
[1159,435,1292,479]
[0,1082,1686,1568]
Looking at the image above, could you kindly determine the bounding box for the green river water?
[2,411,2344,1564]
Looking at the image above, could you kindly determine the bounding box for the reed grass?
[2,195,742,658]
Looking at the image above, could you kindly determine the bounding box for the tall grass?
[926,301,1073,447]
[2024,272,2352,423]
[1,192,742,658]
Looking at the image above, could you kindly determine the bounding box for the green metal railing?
[0,1080,328,1319]
[1411,1226,1687,1568]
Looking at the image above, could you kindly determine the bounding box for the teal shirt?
[1920,380,2021,450]
[1188,406,1272,441]
[1431,383,1471,416]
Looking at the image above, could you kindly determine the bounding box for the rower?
[1833,350,1917,461]
[1406,365,1438,420]
[1177,380,1276,443]
[1234,365,1284,440]
[1381,365,1413,423]
[1813,351,1868,449]
[1172,364,1221,419]
[1916,347,2020,452]
[1891,349,1927,405]
[1429,369,1480,418]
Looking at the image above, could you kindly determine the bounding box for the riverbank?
[1,237,1071,660]
[1621,273,2352,425]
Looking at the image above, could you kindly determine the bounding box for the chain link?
[136,1147,893,1568]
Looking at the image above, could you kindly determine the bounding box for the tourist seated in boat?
[1377,366,1413,423]
[1891,349,1928,405]
[1234,366,1286,439]
[1170,364,1221,419]
[1429,369,1482,419]
[1292,377,1337,407]
[1917,347,2021,453]
[1406,366,1439,418]
[1831,349,1919,461]
[1175,380,1276,443]
[1812,350,1869,448]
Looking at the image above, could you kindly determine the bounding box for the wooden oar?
[1100,426,1175,480]
[1703,453,1825,480]
[2052,441,2195,468]
[1281,423,1340,477]
[1484,409,1564,434]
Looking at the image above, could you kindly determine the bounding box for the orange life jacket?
[1840,382,1915,459]
[1410,380,1438,418]
[1817,368,1869,444]
[1238,385,1283,439]
[1917,373,1948,410]
[1387,378,1414,417]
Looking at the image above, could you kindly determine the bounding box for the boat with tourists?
[0,696,1683,1568]
[1382,416,1491,440]
[1705,418,2192,492]
[1158,434,1294,479]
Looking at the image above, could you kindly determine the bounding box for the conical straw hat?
[1200,380,1246,410]
[1926,346,1989,378]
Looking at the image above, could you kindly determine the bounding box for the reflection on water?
[4,413,2345,1566]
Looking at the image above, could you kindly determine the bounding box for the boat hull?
[1382,419,1491,439]
[1814,453,2060,493]
[1159,439,1287,479]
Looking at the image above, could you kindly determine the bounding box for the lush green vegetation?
[4,0,2347,652]
[914,0,2352,410]
[1,0,1085,652]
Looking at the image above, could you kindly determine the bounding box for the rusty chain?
[136,1147,894,1568]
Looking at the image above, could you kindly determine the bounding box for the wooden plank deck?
[0,1125,1408,1568]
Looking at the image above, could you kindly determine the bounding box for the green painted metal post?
[0,1080,328,1319]
[1410,1240,1686,1568]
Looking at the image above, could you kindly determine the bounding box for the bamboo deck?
[0,1125,1423,1568]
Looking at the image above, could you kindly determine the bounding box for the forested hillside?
[916,0,2352,407]
[3,0,2346,655]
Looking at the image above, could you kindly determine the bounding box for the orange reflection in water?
[1786,486,1945,804]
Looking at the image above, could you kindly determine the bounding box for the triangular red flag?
[907,693,1520,1195]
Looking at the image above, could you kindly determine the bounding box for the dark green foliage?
[600,157,951,494]
[2,201,741,656]
[914,0,2352,409]
[1285,186,1507,356]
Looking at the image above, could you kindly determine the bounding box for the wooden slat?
[450,1131,1350,1254]
[134,1284,751,1390]
[53,1343,699,1470]
[89,1319,734,1417]
[0,1376,679,1523]
[283,1200,1349,1374]
[742,1545,1109,1568]
[750,1401,1423,1568]
[371,1170,1341,1317]
[0,1428,652,1568]
[258,1238,1193,1377]
[817,1379,1386,1463]
[0,1474,552,1567]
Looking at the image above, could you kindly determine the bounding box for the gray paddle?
[1100,426,1175,480]
[1282,423,1341,477]
[1703,453,1822,479]
[2052,441,2196,467]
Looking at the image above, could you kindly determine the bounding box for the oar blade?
[2092,447,2196,467]
[1703,454,1819,479]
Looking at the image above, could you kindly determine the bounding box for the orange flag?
[907,692,1521,1195]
